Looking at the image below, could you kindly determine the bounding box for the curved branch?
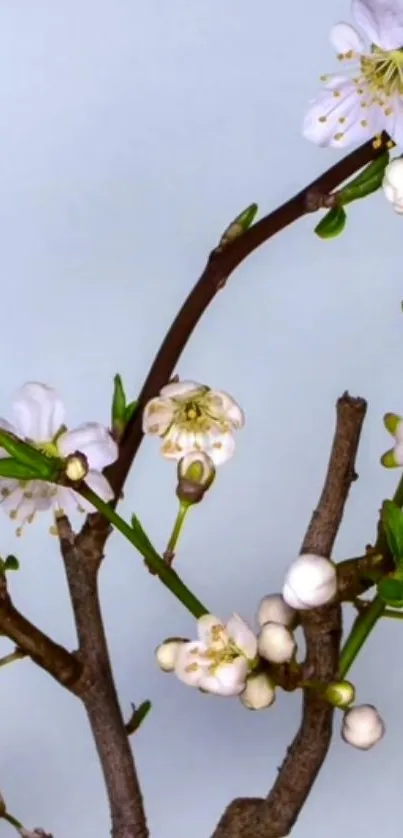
[212,392,367,837]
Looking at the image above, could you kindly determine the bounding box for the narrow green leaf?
[315,206,347,239]
[0,458,46,480]
[112,374,126,424]
[339,151,389,205]
[0,430,60,478]
[378,575,403,607]
[381,500,403,568]
[125,700,152,735]
[124,400,138,424]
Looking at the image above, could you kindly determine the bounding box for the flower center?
[361,46,403,96]
[28,424,67,459]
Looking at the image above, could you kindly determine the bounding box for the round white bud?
[256,594,295,628]
[155,638,186,672]
[239,672,276,710]
[282,554,337,610]
[383,157,403,213]
[257,622,296,664]
[341,704,385,750]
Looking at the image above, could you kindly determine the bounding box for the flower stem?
[164,502,190,563]
[338,474,403,678]
[3,811,23,830]
[0,649,26,669]
[81,487,207,619]
[382,609,403,620]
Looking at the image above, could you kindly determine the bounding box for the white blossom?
[0,382,118,533]
[303,0,403,148]
[383,157,403,212]
[282,554,337,610]
[174,613,257,696]
[155,638,186,672]
[142,380,244,466]
[239,672,276,710]
[256,594,295,628]
[341,703,385,749]
[258,622,296,664]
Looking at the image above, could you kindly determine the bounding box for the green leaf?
[338,151,389,205]
[4,555,19,571]
[124,400,138,424]
[378,575,403,607]
[0,430,60,479]
[381,500,403,568]
[112,374,126,424]
[314,206,347,239]
[125,700,152,735]
[0,458,47,480]
[218,203,258,248]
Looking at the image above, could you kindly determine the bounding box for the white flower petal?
[226,613,257,660]
[383,96,403,148]
[341,703,385,749]
[174,640,209,686]
[394,442,403,464]
[206,391,245,429]
[256,594,295,628]
[203,429,236,466]
[330,22,365,54]
[258,622,296,664]
[84,470,115,504]
[58,423,118,470]
[53,486,83,516]
[161,427,197,460]
[197,614,228,649]
[12,383,65,441]
[200,657,249,696]
[352,0,403,50]
[303,80,376,148]
[160,381,206,400]
[240,673,276,710]
[142,398,175,436]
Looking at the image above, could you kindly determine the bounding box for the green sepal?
[0,430,60,479]
[338,151,389,205]
[378,574,403,607]
[0,458,51,480]
[124,400,138,424]
[4,555,19,571]
[314,206,346,239]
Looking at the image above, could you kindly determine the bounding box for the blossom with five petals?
[142,380,244,466]
[304,0,403,148]
[174,613,258,696]
[0,382,118,533]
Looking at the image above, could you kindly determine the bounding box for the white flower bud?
[325,680,355,708]
[383,158,403,213]
[341,704,385,750]
[257,622,296,663]
[155,638,186,672]
[239,672,276,710]
[65,452,88,482]
[282,554,337,610]
[256,594,295,628]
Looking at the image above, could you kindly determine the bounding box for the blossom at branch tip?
[174,613,258,696]
[282,554,337,610]
[239,672,276,710]
[303,0,403,149]
[341,703,385,749]
[256,593,295,628]
[142,379,244,466]
[257,622,296,664]
[383,156,403,211]
[0,382,118,534]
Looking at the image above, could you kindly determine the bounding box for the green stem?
[165,502,190,558]
[382,609,403,620]
[338,474,403,678]
[339,595,385,678]
[81,487,207,619]
[3,811,23,830]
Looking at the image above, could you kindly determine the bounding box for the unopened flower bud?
[176,452,215,504]
[155,637,187,672]
[324,680,355,708]
[256,594,295,628]
[65,451,88,482]
[341,704,385,750]
[382,413,403,467]
[383,157,403,213]
[257,622,296,664]
[239,672,276,710]
[283,554,337,610]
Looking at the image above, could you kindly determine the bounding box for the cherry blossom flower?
[142,380,244,466]
[174,613,258,696]
[0,382,117,533]
[304,0,403,148]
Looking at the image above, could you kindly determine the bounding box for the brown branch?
[0,574,80,688]
[56,516,149,838]
[212,392,367,838]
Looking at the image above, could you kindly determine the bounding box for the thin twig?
[57,516,149,838]
[0,647,26,668]
[78,135,387,552]
[212,392,367,837]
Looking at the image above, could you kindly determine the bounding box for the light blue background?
[0,1,401,836]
